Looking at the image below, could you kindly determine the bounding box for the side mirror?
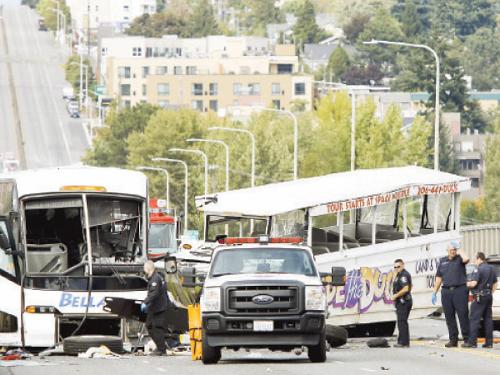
[331,266,347,287]
[180,266,196,288]
[163,256,178,274]
[0,233,10,251]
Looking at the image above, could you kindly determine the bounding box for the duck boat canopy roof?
[196,166,470,218]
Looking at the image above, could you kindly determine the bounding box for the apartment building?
[104,38,313,112]
[66,0,156,32]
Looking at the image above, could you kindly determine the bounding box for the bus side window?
[0,222,15,278]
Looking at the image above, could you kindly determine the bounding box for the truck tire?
[325,325,348,348]
[202,330,221,364]
[63,335,124,355]
[308,329,327,363]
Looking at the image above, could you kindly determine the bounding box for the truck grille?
[226,285,299,315]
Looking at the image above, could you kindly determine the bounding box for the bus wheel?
[63,335,124,355]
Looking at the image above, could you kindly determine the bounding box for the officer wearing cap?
[462,252,498,348]
[391,259,412,347]
[141,260,170,356]
[432,240,470,347]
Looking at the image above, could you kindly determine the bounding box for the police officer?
[463,252,498,348]
[391,259,413,347]
[141,260,170,356]
[432,240,470,347]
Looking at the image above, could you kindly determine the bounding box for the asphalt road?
[1,318,499,375]
[0,2,88,169]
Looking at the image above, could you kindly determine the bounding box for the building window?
[248,83,261,95]
[120,84,131,96]
[233,83,241,95]
[186,66,197,75]
[209,100,218,112]
[123,100,131,109]
[192,83,203,96]
[157,83,170,96]
[277,64,293,74]
[101,47,107,56]
[191,100,203,111]
[174,66,182,75]
[272,99,280,110]
[209,83,218,96]
[142,66,150,78]
[158,100,169,108]
[118,66,131,78]
[123,5,129,11]
[272,83,281,95]
[240,66,250,74]
[143,5,149,12]
[146,47,152,57]
[294,82,305,95]
[155,66,168,75]
[132,47,142,57]
[95,5,99,11]
[142,84,147,96]
[471,178,479,188]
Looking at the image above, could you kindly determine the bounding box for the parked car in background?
[62,86,76,101]
[67,101,80,118]
[486,255,500,330]
[38,19,47,31]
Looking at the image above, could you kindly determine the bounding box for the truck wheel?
[325,325,348,348]
[308,329,327,363]
[202,330,221,364]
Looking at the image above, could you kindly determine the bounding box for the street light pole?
[363,39,440,170]
[151,157,189,235]
[136,166,170,209]
[69,61,88,113]
[169,148,209,197]
[208,127,256,188]
[260,108,298,179]
[187,138,230,191]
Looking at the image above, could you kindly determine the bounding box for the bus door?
[0,218,22,346]
[0,180,22,345]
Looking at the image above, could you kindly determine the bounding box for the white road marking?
[360,368,378,373]
[156,367,166,372]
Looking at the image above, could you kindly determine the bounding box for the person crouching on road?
[432,240,470,348]
[391,259,413,347]
[462,252,498,348]
[142,260,170,356]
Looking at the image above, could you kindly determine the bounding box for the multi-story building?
[66,0,156,33]
[103,37,313,112]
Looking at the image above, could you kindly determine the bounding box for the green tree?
[242,0,284,36]
[127,109,210,230]
[343,13,371,44]
[484,112,500,221]
[84,103,159,168]
[293,0,328,49]
[126,11,190,38]
[462,28,500,91]
[356,103,407,169]
[327,46,350,81]
[64,55,94,99]
[301,92,351,176]
[358,8,405,67]
[431,0,496,41]
[188,0,220,37]
[461,198,488,225]
[432,120,458,173]
[392,0,432,36]
[36,0,71,31]
[402,116,432,166]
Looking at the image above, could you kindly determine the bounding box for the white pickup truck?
[196,236,346,364]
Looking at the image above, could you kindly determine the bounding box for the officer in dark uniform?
[141,260,170,356]
[463,252,498,348]
[391,259,413,347]
[432,240,470,347]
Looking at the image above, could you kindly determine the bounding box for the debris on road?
[366,338,389,348]
[77,345,122,359]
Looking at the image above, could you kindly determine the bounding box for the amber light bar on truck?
[25,305,61,314]
[59,185,107,192]
[221,236,303,245]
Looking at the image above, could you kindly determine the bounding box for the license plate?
[253,320,273,332]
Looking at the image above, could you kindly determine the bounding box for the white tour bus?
[0,166,149,348]
[195,166,470,335]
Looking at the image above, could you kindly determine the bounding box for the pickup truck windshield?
[211,248,317,277]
